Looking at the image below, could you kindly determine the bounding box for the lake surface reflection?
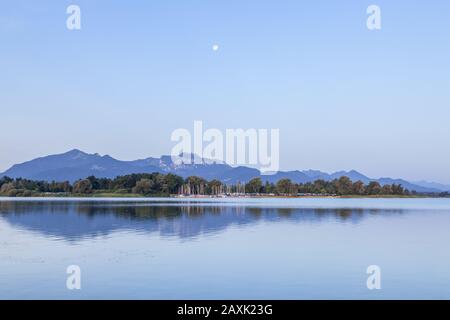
[1,198,450,299]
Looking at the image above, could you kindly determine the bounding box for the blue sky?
[1,0,449,183]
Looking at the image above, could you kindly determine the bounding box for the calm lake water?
[1,197,450,299]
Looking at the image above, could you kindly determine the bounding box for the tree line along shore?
[0,173,448,198]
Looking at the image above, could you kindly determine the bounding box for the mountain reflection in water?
[0,200,404,241]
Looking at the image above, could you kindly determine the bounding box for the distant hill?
[411,180,450,192]
[0,149,447,193]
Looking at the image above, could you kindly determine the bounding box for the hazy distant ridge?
[1,149,448,193]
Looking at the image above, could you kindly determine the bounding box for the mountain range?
[1,149,449,193]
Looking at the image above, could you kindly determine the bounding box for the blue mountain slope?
[0,149,162,182]
[412,180,450,192]
[0,149,444,192]
[262,170,311,184]
[376,178,440,193]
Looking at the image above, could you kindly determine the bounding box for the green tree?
[73,179,93,194]
[366,181,382,195]
[391,184,404,195]
[163,173,184,194]
[312,179,328,194]
[0,182,15,194]
[381,184,393,195]
[352,181,365,195]
[276,179,294,195]
[0,176,13,190]
[207,179,223,195]
[334,176,353,195]
[185,176,207,195]
[245,178,262,194]
[132,179,154,195]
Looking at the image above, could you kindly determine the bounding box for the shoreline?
[0,194,447,199]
